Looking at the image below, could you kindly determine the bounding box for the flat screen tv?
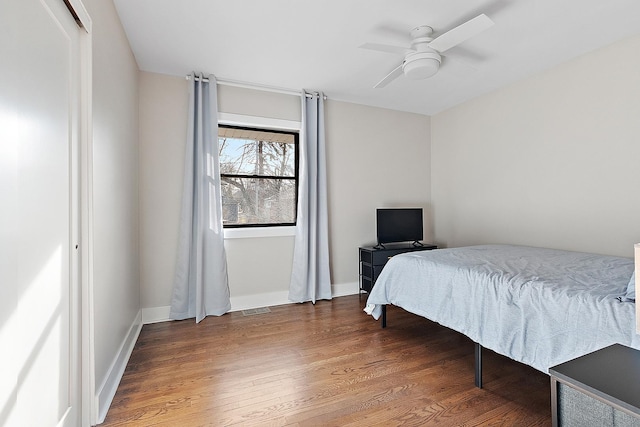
[376,208,423,248]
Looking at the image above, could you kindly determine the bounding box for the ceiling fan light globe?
[403,52,441,79]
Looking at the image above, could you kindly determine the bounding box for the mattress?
[365,244,637,372]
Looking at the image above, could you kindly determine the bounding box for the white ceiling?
[113,0,640,116]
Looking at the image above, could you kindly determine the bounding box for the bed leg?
[381,305,387,328]
[475,342,483,389]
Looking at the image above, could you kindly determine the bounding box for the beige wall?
[138,72,188,308]
[84,0,141,399]
[325,101,432,284]
[432,34,640,257]
[218,85,301,120]
[139,72,432,310]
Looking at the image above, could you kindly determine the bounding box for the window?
[218,125,298,227]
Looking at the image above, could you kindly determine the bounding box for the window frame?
[218,123,299,229]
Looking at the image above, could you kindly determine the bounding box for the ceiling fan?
[360,14,494,88]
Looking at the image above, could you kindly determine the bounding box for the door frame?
[61,1,95,425]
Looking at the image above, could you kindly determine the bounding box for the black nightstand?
[359,243,437,293]
[549,344,640,426]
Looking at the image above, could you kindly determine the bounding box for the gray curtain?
[170,72,230,322]
[289,91,332,303]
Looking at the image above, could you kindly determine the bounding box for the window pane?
[221,177,296,225]
[219,133,295,177]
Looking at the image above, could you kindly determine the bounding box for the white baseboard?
[141,305,172,324]
[230,290,292,312]
[332,281,359,297]
[95,309,142,424]
[141,281,360,325]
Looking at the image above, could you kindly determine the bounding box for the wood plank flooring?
[101,295,551,426]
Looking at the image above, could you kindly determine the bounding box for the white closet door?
[0,0,84,425]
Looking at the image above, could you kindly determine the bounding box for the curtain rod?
[186,75,326,99]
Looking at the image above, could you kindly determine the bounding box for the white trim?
[218,112,301,132]
[224,226,295,239]
[217,113,300,236]
[95,310,142,424]
[230,291,293,312]
[141,283,360,325]
[77,10,95,427]
[331,281,360,298]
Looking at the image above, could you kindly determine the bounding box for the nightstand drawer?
[361,263,386,281]
[361,263,373,280]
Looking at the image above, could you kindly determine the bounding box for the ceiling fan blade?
[359,42,413,56]
[374,64,404,88]
[428,14,494,53]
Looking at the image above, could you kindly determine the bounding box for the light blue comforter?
[365,245,637,373]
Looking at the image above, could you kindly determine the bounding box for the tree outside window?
[218,125,298,227]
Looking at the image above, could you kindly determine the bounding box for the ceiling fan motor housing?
[361,15,494,87]
[403,51,441,79]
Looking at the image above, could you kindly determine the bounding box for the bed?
[364,244,638,382]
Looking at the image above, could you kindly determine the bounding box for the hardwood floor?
[102,295,551,426]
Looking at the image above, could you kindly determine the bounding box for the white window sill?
[223,226,296,239]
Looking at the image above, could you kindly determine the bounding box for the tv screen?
[376,208,423,246]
